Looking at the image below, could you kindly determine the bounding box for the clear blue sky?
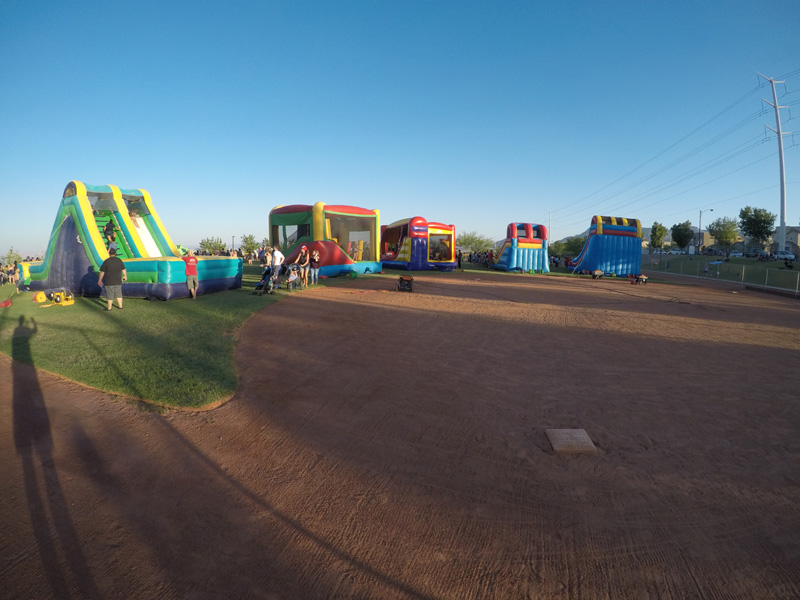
[1,0,798,257]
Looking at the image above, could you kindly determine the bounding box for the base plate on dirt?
[546,429,597,454]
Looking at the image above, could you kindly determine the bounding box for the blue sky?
[1,0,798,257]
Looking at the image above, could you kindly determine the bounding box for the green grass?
[0,266,285,409]
[642,254,800,291]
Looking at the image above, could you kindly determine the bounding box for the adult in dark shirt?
[297,246,310,288]
[98,248,127,311]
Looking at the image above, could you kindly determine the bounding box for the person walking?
[98,247,127,310]
[182,249,199,299]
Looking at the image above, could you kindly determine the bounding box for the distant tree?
[4,247,22,266]
[456,231,494,253]
[706,217,738,250]
[738,206,775,246]
[199,236,226,254]
[240,234,258,255]
[564,236,586,257]
[650,222,668,251]
[548,241,566,256]
[670,221,694,251]
[261,237,270,249]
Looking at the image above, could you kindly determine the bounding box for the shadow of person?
[79,266,101,297]
[12,315,100,598]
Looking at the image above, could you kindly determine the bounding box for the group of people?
[258,244,322,290]
[1,261,19,286]
[468,250,494,267]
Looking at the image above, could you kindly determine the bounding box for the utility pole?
[758,73,790,252]
[699,208,713,252]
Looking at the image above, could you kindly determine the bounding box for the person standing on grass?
[272,244,285,279]
[297,245,310,288]
[309,249,321,285]
[98,247,127,311]
[182,249,199,299]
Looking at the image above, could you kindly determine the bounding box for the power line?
[555,81,767,216]
[551,70,800,235]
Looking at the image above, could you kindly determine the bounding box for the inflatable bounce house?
[269,202,381,276]
[569,216,642,276]
[491,223,550,273]
[20,181,242,300]
[380,217,456,271]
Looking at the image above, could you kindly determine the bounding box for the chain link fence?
[642,255,800,299]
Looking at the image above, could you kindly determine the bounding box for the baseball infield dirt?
[2,271,799,599]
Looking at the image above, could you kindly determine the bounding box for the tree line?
[651,206,777,252]
[197,234,269,255]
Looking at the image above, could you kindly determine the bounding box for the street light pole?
[698,208,713,253]
[232,236,235,252]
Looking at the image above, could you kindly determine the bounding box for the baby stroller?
[253,266,276,296]
[284,263,302,290]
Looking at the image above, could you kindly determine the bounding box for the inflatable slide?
[20,181,242,300]
[269,202,381,276]
[568,216,642,276]
[380,217,456,271]
[491,223,549,272]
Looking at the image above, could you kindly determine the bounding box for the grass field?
[0,265,279,409]
[642,253,800,293]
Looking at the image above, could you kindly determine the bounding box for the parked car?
[776,250,796,261]
[728,251,743,258]
[669,249,683,255]
[744,248,763,258]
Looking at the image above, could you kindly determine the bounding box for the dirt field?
[2,271,799,599]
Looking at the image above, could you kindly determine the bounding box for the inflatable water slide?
[269,202,381,276]
[20,181,242,300]
[491,223,550,272]
[380,217,456,271]
[568,216,642,276]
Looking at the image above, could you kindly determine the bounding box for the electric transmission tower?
[758,72,790,252]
